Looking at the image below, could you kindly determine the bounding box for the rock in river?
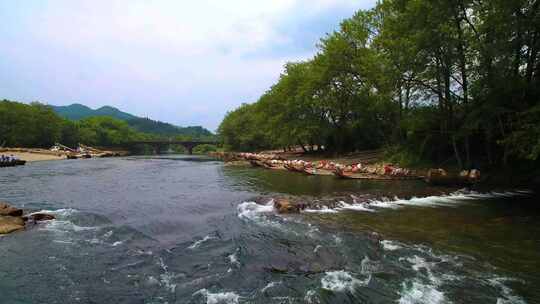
[29,213,56,222]
[0,202,23,217]
[0,216,25,234]
[0,202,56,234]
[273,198,306,214]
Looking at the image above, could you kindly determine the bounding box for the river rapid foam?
[303,189,533,214]
[233,190,530,304]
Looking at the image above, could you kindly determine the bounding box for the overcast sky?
[0,0,376,130]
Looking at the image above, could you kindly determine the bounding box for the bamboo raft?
[249,160,265,167]
[333,168,422,181]
[303,167,335,176]
[0,160,26,167]
[66,152,93,159]
[248,159,288,170]
[424,173,475,186]
[261,161,287,170]
[284,163,308,173]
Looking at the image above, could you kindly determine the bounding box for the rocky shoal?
[0,202,55,235]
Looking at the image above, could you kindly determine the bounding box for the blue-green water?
[0,156,538,303]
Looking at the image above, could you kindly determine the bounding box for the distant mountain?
[94,105,138,121]
[50,103,214,138]
[50,103,138,121]
[50,103,97,120]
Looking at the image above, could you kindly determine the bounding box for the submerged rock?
[0,216,25,234]
[273,198,307,214]
[0,202,56,234]
[0,202,23,217]
[274,198,295,213]
[28,213,56,222]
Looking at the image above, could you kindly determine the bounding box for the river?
[0,155,538,303]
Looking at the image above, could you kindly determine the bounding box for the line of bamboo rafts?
[332,167,422,180]
[242,153,481,185]
[0,159,26,167]
[247,156,422,181]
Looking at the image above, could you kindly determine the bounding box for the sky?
[0,0,377,131]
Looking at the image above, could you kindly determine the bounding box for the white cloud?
[0,0,376,129]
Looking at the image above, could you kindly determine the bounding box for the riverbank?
[212,149,412,168]
[0,147,129,162]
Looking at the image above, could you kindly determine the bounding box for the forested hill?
[0,100,216,150]
[51,103,137,121]
[51,103,213,138]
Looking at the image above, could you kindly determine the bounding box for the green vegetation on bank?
[218,0,540,170]
[0,100,216,151]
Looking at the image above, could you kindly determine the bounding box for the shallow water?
[0,155,538,303]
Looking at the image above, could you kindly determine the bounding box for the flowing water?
[0,155,538,304]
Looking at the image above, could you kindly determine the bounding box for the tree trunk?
[452,135,463,169]
[454,14,471,167]
[485,129,493,166]
[436,67,445,162]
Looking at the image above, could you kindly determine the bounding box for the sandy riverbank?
[0,148,66,162]
[1,147,130,162]
[7,152,65,162]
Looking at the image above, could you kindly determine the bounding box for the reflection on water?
[0,156,538,303]
[221,164,442,196]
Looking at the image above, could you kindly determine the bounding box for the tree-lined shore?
[0,100,216,154]
[218,0,539,173]
[0,100,147,148]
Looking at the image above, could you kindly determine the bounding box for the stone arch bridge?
[127,140,217,155]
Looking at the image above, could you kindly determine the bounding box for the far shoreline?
[0,147,129,162]
[0,148,66,162]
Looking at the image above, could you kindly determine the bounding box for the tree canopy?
[218,0,540,168]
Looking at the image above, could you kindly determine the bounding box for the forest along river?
[0,155,538,304]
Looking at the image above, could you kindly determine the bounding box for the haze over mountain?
[51,103,213,138]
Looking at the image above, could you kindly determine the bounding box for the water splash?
[188,235,217,249]
[303,190,533,214]
[193,288,240,304]
[321,270,370,292]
